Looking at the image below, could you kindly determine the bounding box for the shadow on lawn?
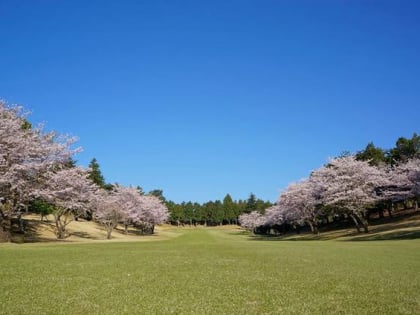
[70,231,100,240]
[245,211,420,242]
[247,229,420,242]
[346,229,420,241]
[10,218,57,243]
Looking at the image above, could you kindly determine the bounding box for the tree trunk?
[55,216,66,239]
[308,222,315,234]
[18,213,25,233]
[388,202,393,218]
[106,228,112,240]
[357,214,369,233]
[124,223,128,234]
[349,214,361,233]
[0,213,11,242]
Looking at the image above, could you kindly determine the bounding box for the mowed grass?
[1,228,420,315]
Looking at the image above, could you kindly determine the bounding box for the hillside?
[10,214,181,243]
[8,209,420,244]
[256,209,420,242]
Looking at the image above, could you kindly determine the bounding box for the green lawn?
[1,228,420,314]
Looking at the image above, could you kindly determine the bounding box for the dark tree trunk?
[106,228,112,239]
[349,214,361,233]
[358,215,369,233]
[0,213,11,242]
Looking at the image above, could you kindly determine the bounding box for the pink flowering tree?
[35,167,97,239]
[238,211,265,233]
[0,102,79,240]
[92,188,125,239]
[276,179,323,234]
[135,195,169,234]
[263,204,284,227]
[92,186,168,238]
[382,158,420,210]
[311,156,387,233]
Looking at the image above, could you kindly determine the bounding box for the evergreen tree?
[356,142,386,166]
[88,158,106,187]
[148,189,166,203]
[223,194,236,224]
[245,193,257,213]
[389,133,420,163]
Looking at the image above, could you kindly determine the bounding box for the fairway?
[1,228,420,315]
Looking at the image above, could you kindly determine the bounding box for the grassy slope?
[16,210,420,244]
[1,227,420,314]
[14,214,180,243]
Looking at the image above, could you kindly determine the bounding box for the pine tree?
[88,158,106,188]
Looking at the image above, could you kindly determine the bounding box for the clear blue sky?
[1,1,419,203]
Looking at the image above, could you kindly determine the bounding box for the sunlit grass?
[1,228,420,314]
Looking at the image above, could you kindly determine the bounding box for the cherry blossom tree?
[238,211,264,233]
[136,194,169,234]
[92,186,168,238]
[311,156,387,233]
[276,179,323,234]
[262,204,284,227]
[34,167,97,239]
[0,102,79,240]
[383,158,420,210]
[92,188,125,239]
[116,185,146,233]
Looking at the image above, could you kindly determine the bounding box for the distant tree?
[356,142,387,166]
[148,189,166,203]
[92,189,125,239]
[183,201,196,225]
[223,194,236,224]
[245,193,257,213]
[238,211,264,233]
[137,195,169,234]
[88,158,106,187]
[389,133,420,163]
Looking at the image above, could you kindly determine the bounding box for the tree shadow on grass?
[345,229,420,241]
[227,230,251,237]
[10,218,57,243]
[113,226,158,237]
[69,231,101,240]
[245,225,420,242]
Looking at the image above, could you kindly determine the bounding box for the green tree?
[29,199,54,221]
[148,189,166,203]
[245,193,257,213]
[88,158,106,187]
[389,133,420,163]
[356,142,386,166]
[223,194,236,224]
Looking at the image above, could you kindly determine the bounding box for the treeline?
[165,193,272,226]
[239,134,420,235]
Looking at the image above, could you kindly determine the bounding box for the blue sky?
[1,1,419,203]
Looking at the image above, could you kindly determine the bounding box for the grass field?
[1,227,420,314]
